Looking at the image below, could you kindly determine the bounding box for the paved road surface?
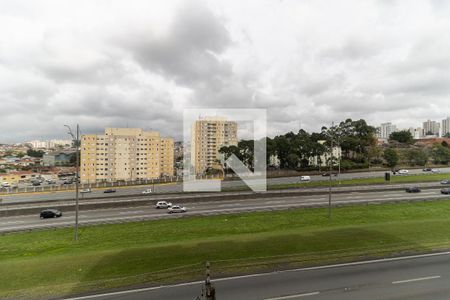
[1,188,449,233]
[65,251,450,300]
[2,168,450,204]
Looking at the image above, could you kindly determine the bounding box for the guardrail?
[1,183,447,217]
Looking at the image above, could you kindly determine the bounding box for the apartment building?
[423,119,440,136]
[377,122,397,139]
[191,117,238,175]
[80,128,174,183]
[442,117,450,137]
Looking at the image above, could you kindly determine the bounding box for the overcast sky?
[1,0,450,143]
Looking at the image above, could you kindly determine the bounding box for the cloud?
[0,0,450,143]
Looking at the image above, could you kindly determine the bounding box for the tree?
[405,149,428,166]
[26,149,45,158]
[389,130,414,144]
[431,143,450,165]
[383,148,399,170]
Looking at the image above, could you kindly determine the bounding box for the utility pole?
[328,122,334,219]
[65,124,80,241]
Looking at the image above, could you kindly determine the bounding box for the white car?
[167,205,187,214]
[397,169,409,175]
[142,188,153,194]
[431,169,440,173]
[155,201,172,209]
[299,176,311,182]
[80,188,92,193]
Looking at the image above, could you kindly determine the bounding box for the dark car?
[32,181,41,186]
[406,187,421,193]
[103,189,116,193]
[322,172,330,177]
[40,209,62,219]
[423,168,432,172]
[441,180,450,185]
[441,188,450,195]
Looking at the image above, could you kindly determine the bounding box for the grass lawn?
[3,199,450,298]
[238,172,450,191]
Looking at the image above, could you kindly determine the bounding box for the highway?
[1,167,450,204]
[65,251,450,300]
[1,187,449,233]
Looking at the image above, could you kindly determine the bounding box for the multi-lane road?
[1,186,449,233]
[66,251,450,300]
[2,167,450,204]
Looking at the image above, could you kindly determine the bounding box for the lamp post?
[328,122,335,219]
[65,124,80,241]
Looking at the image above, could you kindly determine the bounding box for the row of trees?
[218,118,450,172]
[220,119,379,171]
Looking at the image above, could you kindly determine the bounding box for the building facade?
[191,117,238,175]
[423,120,440,136]
[42,150,75,166]
[442,117,450,137]
[377,122,397,139]
[80,128,174,183]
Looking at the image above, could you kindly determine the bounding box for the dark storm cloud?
[0,0,450,142]
[118,0,232,86]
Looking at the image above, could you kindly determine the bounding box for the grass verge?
[221,172,450,192]
[2,199,450,298]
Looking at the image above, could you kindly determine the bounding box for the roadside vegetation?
[3,199,450,298]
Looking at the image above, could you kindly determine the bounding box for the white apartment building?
[442,117,450,137]
[377,122,397,139]
[423,120,440,136]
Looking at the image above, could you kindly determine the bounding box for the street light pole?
[65,124,80,241]
[328,122,334,219]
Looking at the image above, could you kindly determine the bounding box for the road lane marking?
[264,292,320,299]
[392,275,441,284]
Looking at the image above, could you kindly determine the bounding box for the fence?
[0,174,224,195]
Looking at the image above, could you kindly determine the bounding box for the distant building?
[80,128,174,183]
[408,127,423,139]
[42,150,75,166]
[309,140,342,167]
[423,120,440,136]
[191,116,238,175]
[442,117,450,137]
[377,122,397,139]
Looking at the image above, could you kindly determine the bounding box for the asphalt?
[1,187,449,233]
[64,252,450,300]
[2,167,450,204]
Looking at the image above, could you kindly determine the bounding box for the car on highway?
[167,205,187,214]
[431,169,440,173]
[1,182,11,188]
[406,186,421,193]
[80,188,92,193]
[142,188,153,194]
[103,189,116,193]
[32,181,41,186]
[155,201,172,209]
[299,176,311,182]
[441,188,450,195]
[441,180,450,185]
[423,168,432,172]
[40,209,62,219]
[397,169,409,175]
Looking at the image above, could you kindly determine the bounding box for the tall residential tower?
[191,117,238,175]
